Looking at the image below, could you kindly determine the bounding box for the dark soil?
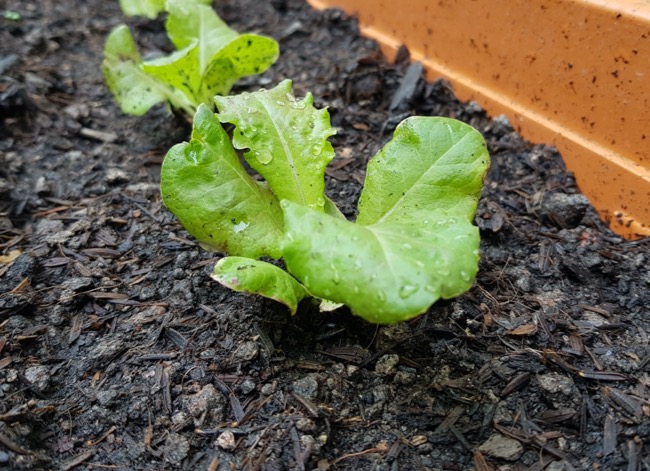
[1,1,649,470]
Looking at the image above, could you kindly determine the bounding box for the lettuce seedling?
[103,0,279,116]
[161,80,490,323]
[118,0,211,19]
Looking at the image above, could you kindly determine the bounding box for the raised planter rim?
[307,0,650,239]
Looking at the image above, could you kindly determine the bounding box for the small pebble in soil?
[546,461,571,471]
[199,348,216,359]
[538,372,575,396]
[300,434,321,453]
[261,383,275,396]
[216,430,236,451]
[372,384,393,403]
[161,432,190,466]
[292,374,319,399]
[171,411,190,426]
[24,365,50,391]
[531,192,590,229]
[393,370,415,385]
[105,168,129,184]
[296,417,316,432]
[346,365,359,377]
[96,387,119,406]
[234,341,259,361]
[375,354,399,375]
[479,433,524,461]
[184,384,226,426]
[63,277,94,292]
[239,378,256,394]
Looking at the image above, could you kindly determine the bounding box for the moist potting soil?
[0,1,648,469]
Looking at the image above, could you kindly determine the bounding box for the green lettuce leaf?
[118,0,166,19]
[141,45,203,108]
[142,4,279,108]
[199,34,280,105]
[154,1,278,104]
[281,201,480,323]
[102,25,195,116]
[161,105,284,259]
[280,117,489,323]
[165,1,238,51]
[215,80,335,210]
[118,0,211,19]
[357,117,489,225]
[212,257,307,315]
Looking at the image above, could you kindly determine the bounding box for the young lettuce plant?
[103,0,279,116]
[161,80,490,324]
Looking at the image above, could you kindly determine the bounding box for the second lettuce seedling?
[103,0,279,116]
[161,80,490,323]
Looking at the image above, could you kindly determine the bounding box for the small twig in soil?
[290,426,305,471]
[0,429,32,455]
[292,393,320,418]
[79,127,117,143]
[473,449,494,471]
[331,441,390,465]
[493,423,576,470]
[500,372,532,397]
[86,425,116,447]
[214,377,245,423]
[602,387,643,422]
[60,448,97,471]
[433,405,464,435]
[207,457,220,471]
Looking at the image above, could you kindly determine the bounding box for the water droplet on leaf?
[286,93,306,109]
[399,284,419,299]
[232,221,249,233]
[311,143,323,156]
[255,151,272,165]
[425,285,439,295]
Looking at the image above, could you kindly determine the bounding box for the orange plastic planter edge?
[307,0,650,238]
